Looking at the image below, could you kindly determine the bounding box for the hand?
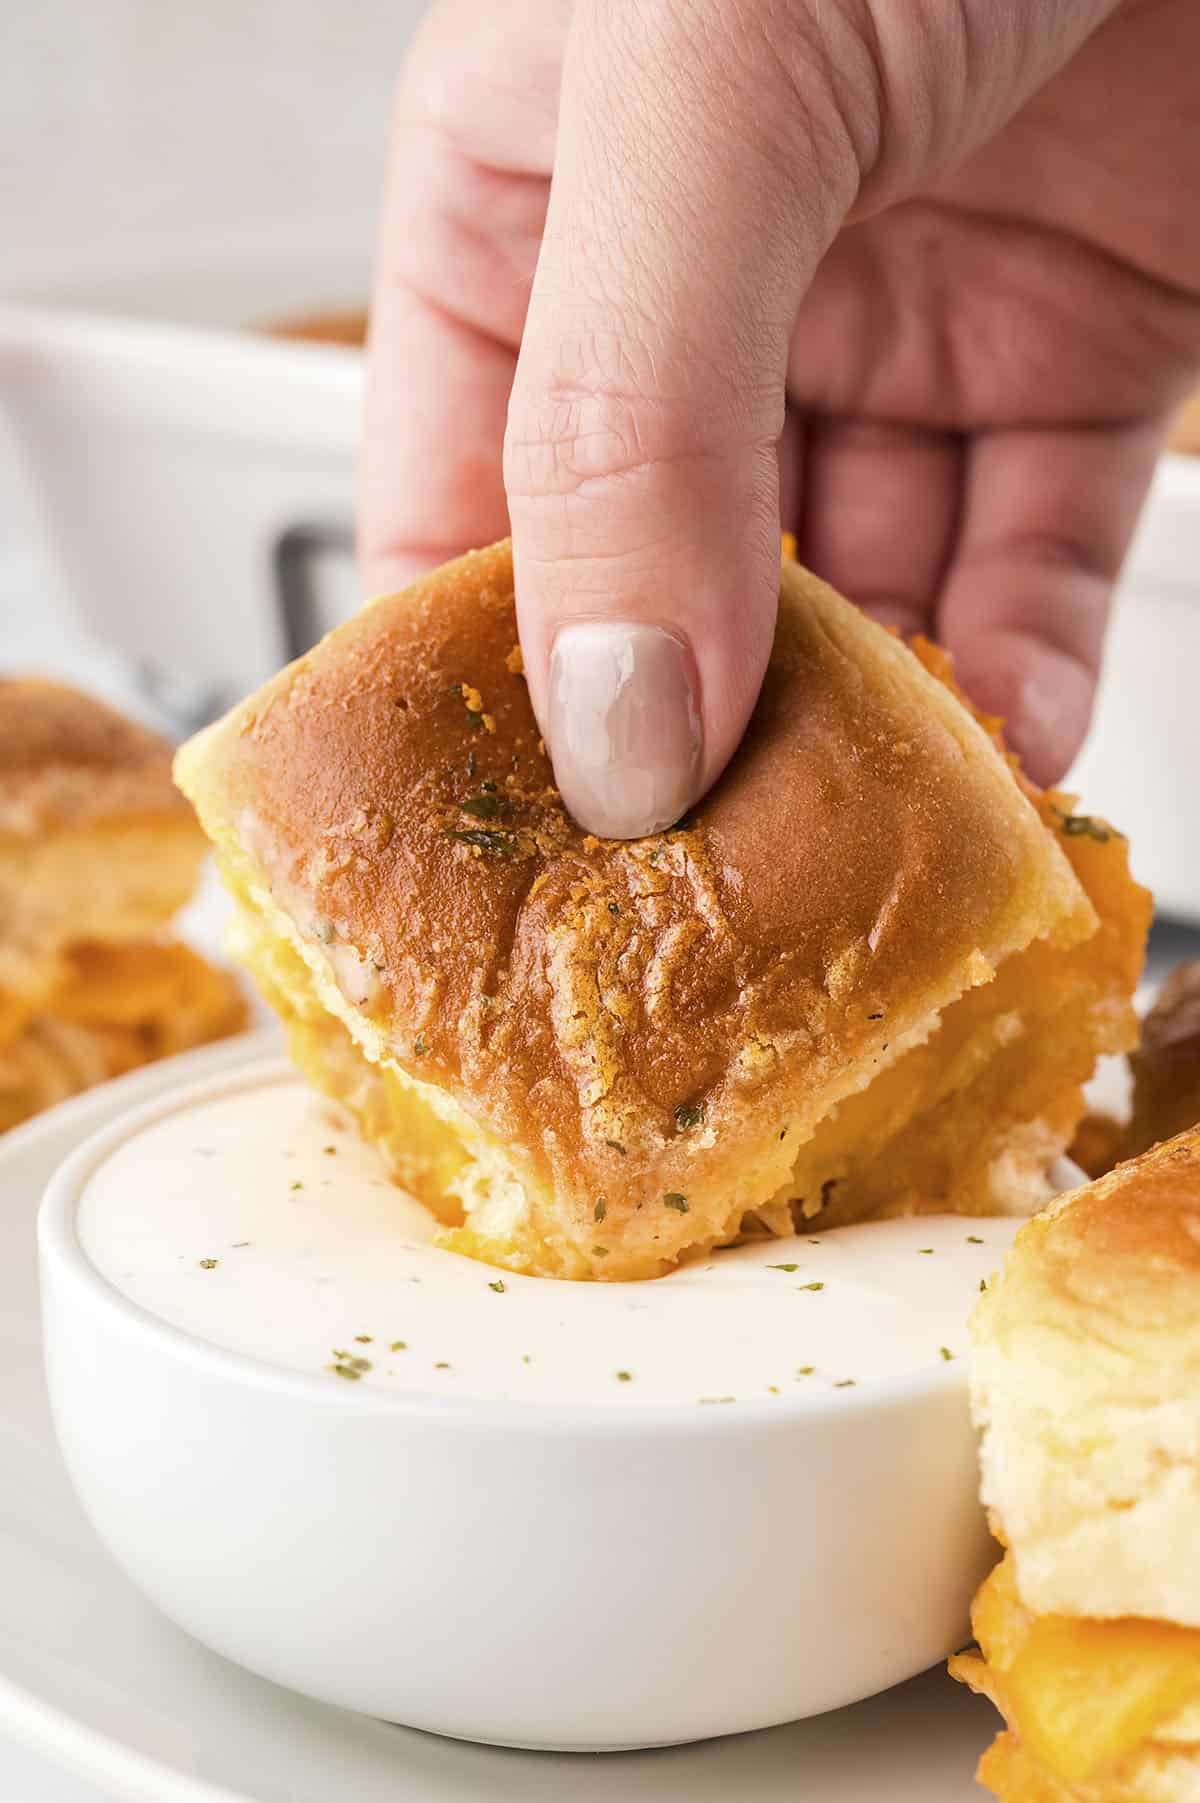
[361,0,1200,836]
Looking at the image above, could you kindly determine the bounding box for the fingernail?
[1011,658,1091,786]
[547,623,702,838]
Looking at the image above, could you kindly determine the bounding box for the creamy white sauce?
[78,1073,1022,1408]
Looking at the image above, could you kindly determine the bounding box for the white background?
[2,0,430,314]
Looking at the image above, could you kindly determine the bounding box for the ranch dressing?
[77,1071,1020,1407]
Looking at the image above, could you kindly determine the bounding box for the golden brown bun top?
[971,1127,1200,1623]
[177,541,1091,1213]
[0,678,198,840]
[1003,1127,1200,1327]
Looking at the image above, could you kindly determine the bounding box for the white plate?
[0,1034,999,1801]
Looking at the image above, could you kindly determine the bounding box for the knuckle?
[396,24,463,144]
[981,528,1119,592]
[964,551,1113,672]
[504,328,776,506]
[505,374,662,504]
[397,1,562,169]
[396,9,505,157]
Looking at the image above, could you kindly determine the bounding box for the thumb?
[504,0,858,838]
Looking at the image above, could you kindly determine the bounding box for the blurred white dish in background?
[1065,454,1200,922]
[0,307,363,728]
[40,1057,1012,1754]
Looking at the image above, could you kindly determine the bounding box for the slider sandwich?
[0,678,246,1129]
[954,1127,1200,1801]
[1122,963,1200,1162]
[176,540,1148,1280]
[1074,962,1200,1179]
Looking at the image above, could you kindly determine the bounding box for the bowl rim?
[38,1058,974,1439]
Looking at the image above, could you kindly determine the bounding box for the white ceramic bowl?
[39,1065,996,1753]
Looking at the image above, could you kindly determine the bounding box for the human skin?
[361,0,1200,837]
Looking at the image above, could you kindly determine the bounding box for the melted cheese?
[959,1553,1200,1793]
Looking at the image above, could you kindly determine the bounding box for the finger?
[359,0,568,594]
[778,406,807,542]
[797,417,963,635]
[361,282,517,594]
[850,0,1122,212]
[935,420,1164,782]
[505,0,862,838]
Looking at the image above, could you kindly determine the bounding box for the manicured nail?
[1010,660,1090,786]
[547,623,702,838]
